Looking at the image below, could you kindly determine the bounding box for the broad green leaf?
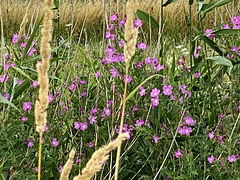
[126,74,163,101]
[175,174,188,179]
[192,26,223,56]
[135,9,159,29]
[0,94,20,112]
[213,29,240,35]
[207,56,233,73]
[11,66,33,81]
[162,0,178,7]
[202,0,232,14]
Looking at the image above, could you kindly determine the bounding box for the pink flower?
[205,29,215,39]
[232,16,240,25]
[23,101,32,111]
[104,107,111,116]
[88,115,97,124]
[27,139,34,147]
[31,81,38,88]
[184,116,196,126]
[74,122,80,129]
[137,43,146,50]
[21,116,27,122]
[95,72,100,78]
[80,122,88,130]
[51,138,59,146]
[162,85,173,95]
[222,24,230,29]
[0,75,9,83]
[208,131,214,139]
[145,57,151,64]
[12,33,19,44]
[48,94,54,104]
[153,134,160,144]
[88,142,93,147]
[59,166,63,173]
[69,83,76,91]
[110,13,118,21]
[109,68,120,77]
[135,119,144,126]
[227,155,237,162]
[3,93,10,100]
[194,72,201,78]
[174,149,183,158]
[21,42,27,48]
[134,19,142,28]
[208,155,215,164]
[150,88,160,98]
[123,75,132,83]
[151,98,159,107]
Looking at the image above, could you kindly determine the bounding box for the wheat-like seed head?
[73,132,129,180]
[60,150,75,180]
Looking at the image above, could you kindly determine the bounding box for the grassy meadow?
[0,0,240,179]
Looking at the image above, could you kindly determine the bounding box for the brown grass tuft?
[73,132,129,180]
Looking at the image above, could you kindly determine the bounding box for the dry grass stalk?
[60,150,75,180]
[18,0,34,37]
[73,132,129,180]
[35,0,53,137]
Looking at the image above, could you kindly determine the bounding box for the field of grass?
[1,0,240,180]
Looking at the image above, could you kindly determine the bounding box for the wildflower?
[5,54,10,59]
[118,39,124,48]
[227,155,237,162]
[12,33,19,44]
[208,131,214,139]
[51,138,59,146]
[80,90,87,97]
[106,45,116,56]
[162,85,173,95]
[137,43,146,50]
[174,149,183,158]
[132,106,138,111]
[27,139,34,147]
[104,107,111,116]
[196,46,201,51]
[135,61,144,68]
[232,16,240,25]
[31,81,38,88]
[231,46,239,53]
[109,68,120,77]
[123,75,132,83]
[208,155,215,164]
[119,18,126,26]
[20,42,27,48]
[79,80,86,85]
[21,116,27,122]
[145,57,151,64]
[105,31,112,39]
[88,115,97,124]
[151,98,159,107]
[135,119,144,126]
[151,58,158,67]
[74,122,80,129]
[205,29,215,39]
[17,79,24,85]
[134,19,142,28]
[194,72,201,78]
[76,159,81,163]
[184,116,196,126]
[139,88,146,96]
[170,94,176,100]
[35,167,39,172]
[0,75,9,83]
[95,72,100,78]
[28,48,37,56]
[3,93,10,100]
[59,166,63,173]
[178,126,192,135]
[110,13,118,21]
[179,96,183,103]
[156,64,164,71]
[4,61,9,71]
[145,119,151,128]
[23,101,32,111]
[218,114,224,118]
[108,24,114,30]
[91,108,98,115]
[193,51,199,58]
[222,24,230,29]
[153,134,160,143]
[88,142,93,147]
[150,88,160,98]
[79,122,88,130]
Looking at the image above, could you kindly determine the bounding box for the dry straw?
[34,0,53,180]
[18,0,34,37]
[114,0,138,179]
[73,132,129,180]
[60,150,75,180]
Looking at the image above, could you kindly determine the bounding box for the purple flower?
[193,51,199,59]
[88,142,93,147]
[5,54,10,59]
[178,126,192,135]
[105,31,112,39]
[76,159,81,163]
[31,81,38,88]
[51,138,59,146]
[17,79,24,85]
[151,98,159,107]
[74,122,80,129]
[80,122,88,130]
[208,131,214,139]
[162,85,173,95]
[80,80,86,85]
[119,18,126,26]
[106,45,116,56]
[59,166,63,173]
[135,119,144,126]
[123,75,132,83]
[145,57,151,64]
[184,116,196,126]
[194,72,201,78]
[108,24,114,30]
[139,88,146,96]
[110,13,118,21]
[21,116,27,122]
[153,134,160,144]
[48,94,54,104]
[0,75,9,83]
[132,106,138,111]
[118,39,124,48]
[205,29,215,39]
[104,107,111,116]
[134,19,142,28]
[95,72,100,78]
[137,43,146,50]
[232,16,240,25]
[231,46,239,53]
[12,33,19,44]
[227,155,237,162]
[109,68,120,77]
[23,101,32,111]
[196,46,201,51]
[174,149,182,158]
[222,24,230,29]
[88,115,97,124]
[150,88,160,98]
[208,155,215,164]
[156,64,164,71]
[69,83,76,91]
[3,93,10,100]
[27,139,34,147]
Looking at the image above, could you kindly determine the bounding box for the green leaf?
[162,0,178,7]
[0,94,20,112]
[171,52,175,76]
[207,56,233,73]
[54,0,59,9]
[21,16,43,62]
[213,29,240,35]
[192,26,223,56]
[135,9,159,29]
[202,0,232,14]
[126,74,163,101]
[11,66,33,81]
[175,174,188,179]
